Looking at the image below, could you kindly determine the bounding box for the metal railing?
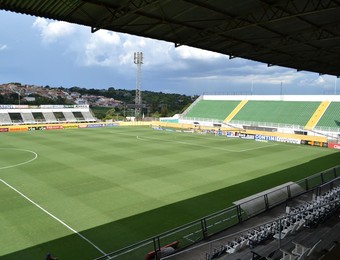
[180,117,224,124]
[180,95,203,117]
[229,120,305,130]
[94,166,339,260]
[313,125,340,134]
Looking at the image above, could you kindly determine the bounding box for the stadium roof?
[1,0,340,76]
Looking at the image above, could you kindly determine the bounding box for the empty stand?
[315,102,340,130]
[231,101,320,126]
[8,112,23,124]
[42,111,57,123]
[0,105,96,125]
[53,112,66,121]
[21,112,36,124]
[62,111,77,122]
[72,111,85,121]
[304,101,330,130]
[81,111,96,122]
[0,112,12,125]
[184,100,240,121]
[32,112,46,123]
[181,95,203,116]
[224,100,248,123]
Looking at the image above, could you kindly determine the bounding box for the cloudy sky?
[0,10,338,96]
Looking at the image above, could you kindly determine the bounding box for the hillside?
[0,83,197,119]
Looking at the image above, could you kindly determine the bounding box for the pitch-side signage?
[328,143,340,149]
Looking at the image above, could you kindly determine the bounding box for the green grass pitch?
[0,126,339,259]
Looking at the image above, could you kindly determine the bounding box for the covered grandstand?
[164,174,340,260]
[0,104,97,126]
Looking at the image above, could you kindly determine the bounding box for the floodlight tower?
[134,52,143,118]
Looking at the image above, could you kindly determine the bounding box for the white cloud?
[82,33,188,71]
[115,36,178,69]
[174,71,300,86]
[298,74,337,90]
[0,44,7,51]
[116,37,148,66]
[28,16,332,95]
[83,30,121,66]
[30,17,241,73]
[33,18,76,44]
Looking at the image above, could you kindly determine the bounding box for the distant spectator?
[45,253,58,260]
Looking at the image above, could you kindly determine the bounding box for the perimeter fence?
[94,165,340,260]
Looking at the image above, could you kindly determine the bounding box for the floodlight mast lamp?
[134,52,143,118]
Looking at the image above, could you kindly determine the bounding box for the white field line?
[0,148,107,257]
[0,148,38,170]
[237,143,278,152]
[136,136,277,153]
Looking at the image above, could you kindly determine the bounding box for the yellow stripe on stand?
[224,100,248,123]
[304,101,331,130]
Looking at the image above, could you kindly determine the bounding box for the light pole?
[134,52,143,118]
[15,91,20,105]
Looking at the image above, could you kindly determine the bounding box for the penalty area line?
[0,178,107,257]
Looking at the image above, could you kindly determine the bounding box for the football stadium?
[1,95,339,260]
[1,1,340,260]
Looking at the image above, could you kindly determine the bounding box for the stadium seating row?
[183,99,340,131]
[206,185,340,260]
[0,110,96,125]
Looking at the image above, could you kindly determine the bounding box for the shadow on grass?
[2,151,339,260]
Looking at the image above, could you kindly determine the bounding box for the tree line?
[69,86,197,120]
[0,84,197,120]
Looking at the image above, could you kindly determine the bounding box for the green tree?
[152,111,160,118]
[160,104,168,117]
[105,108,116,117]
[103,108,117,121]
